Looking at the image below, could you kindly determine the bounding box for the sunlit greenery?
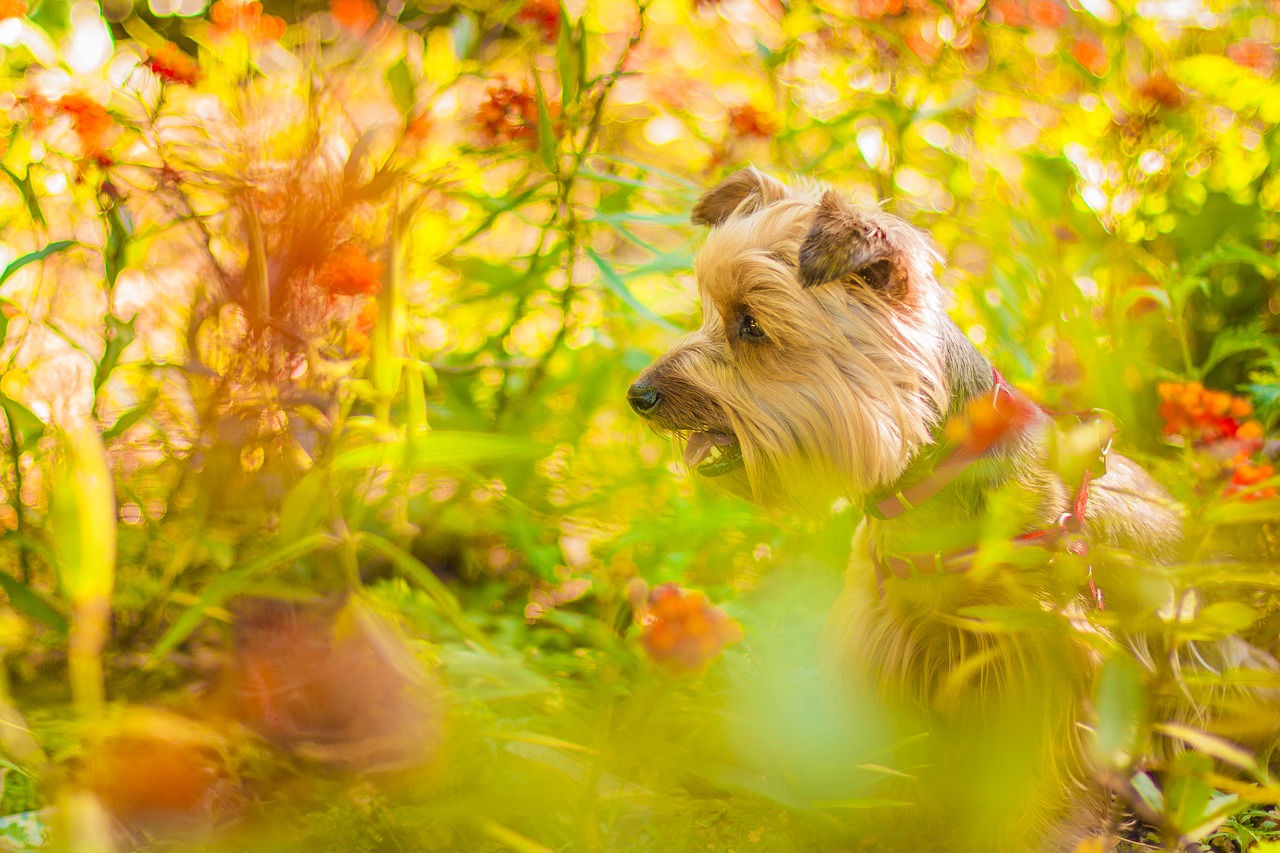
[0,0,1278,849]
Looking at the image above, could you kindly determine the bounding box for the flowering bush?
[0,0,1277,850]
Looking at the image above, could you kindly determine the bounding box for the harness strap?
[871,475,1096,600]
[868,370,1114,608]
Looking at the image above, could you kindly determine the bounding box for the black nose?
[627,380,661,416]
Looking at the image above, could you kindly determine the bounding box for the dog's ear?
[798,191,907,296]
[691,168,788,227]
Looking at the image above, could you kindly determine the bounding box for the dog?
[626,168,1210,850]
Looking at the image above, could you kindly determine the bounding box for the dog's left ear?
[691,168,788,228]
[798,191,907,296]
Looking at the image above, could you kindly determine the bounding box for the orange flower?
[406,111,431,140]
[84,733,223,822]
[1072,38,1107,76]
[1236,420,1264,441]
[0,0,26,20]
[58,92,114,160]
[989,0,1028,26]
[346,298,378,351]
[1157,381,1264,447]
[354,298,378,333]
[475,82,541,146]
[1136,72,1183,109]
[517,0,559,43]
[904,23,943,62]
[316,244,383,297]
[853,0,904,19]
[1227,39,1275,75]
[145,43,200,86]
[1224,462,1277,502]
[1028,0,1066,27]
[726,104,778,140]
[331,0,377,34]
[24,92,53,132]
[944,387,1038,452]
[639,583,742,672]
[210,0,286,42]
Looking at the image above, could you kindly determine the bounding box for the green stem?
[1174,296,1196,377]
[4,410,29,585]
[69,597,109,714]
[493,1,651,425]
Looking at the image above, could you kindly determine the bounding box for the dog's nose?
[627,381,661,416]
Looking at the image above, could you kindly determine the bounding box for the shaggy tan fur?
[627,168,1273,850]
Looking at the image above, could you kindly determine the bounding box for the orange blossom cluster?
[639,583,742,672]
[145,43,200,86]
[209,0,286,42]
[316,244,384,298]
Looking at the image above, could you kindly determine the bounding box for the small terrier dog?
[627,168,1197,849]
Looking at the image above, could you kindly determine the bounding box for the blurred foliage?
[0,0,1278,849]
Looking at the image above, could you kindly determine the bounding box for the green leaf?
[0,392,45,446]
[555,4,579,105]
[0,240,76,288]
[1093,654,1145,769]
[1191,242,1280,277]
[533,73,557,174]
[146,532,335,664]
[357,532,492,649]
[277,468,330,543]
[101,395,154,441]
[0,572,67,634]
[451,11,477,56]
[1154,724,1264,779]
[1131,771,1164,811]
[330,430,547,472]
[1204,498,1280,526]
[441,252,558,300]
[404,361,428,435]
[1177,55,1280,123]
[584,248,679,332]
[1199,322,1280,378]
[387,58,416,116]
[0,164,46,227]
[48,425,116,607]
[93,314,137,393]
[103,202,134,289]
[1192,601,1258,638]
[583,153,701,189]
[441,647,556,702]
[1163,751,1215,836]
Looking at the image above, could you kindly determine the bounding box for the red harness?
[866,369,1113,607]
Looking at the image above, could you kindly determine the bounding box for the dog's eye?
[739,314,767,342]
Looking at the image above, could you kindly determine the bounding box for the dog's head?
[629,168,965,511]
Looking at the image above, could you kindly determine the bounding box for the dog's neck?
[865,319,1055,556]
[939,317,992,419]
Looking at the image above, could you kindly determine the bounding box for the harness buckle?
[991,381,1015,417]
